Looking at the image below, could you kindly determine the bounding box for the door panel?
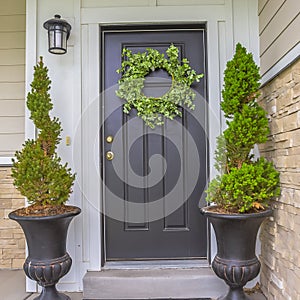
[101,26,208,261]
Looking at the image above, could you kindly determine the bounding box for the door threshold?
[103,259,210,270]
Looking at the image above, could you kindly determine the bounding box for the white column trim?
[0,157,13,166]
[25,0,38,293]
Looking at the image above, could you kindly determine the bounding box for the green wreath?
[116,44,203,128]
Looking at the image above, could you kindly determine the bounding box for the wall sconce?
[43,15,71,55]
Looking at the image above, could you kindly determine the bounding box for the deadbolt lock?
[106,135,113,143]
[106,151,114,161]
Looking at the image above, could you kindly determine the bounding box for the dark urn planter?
[9,206,81,300]
[201,206,272,300]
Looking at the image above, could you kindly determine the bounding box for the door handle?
[106,135,113,143]
[106,151,114,161]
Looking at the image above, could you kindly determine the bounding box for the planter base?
[33,286,70,300]
[218,287,250,300]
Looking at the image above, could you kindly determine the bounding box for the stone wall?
[258,58,300,300]
[0,167,25,269]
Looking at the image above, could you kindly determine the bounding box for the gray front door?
[101,25,208,261]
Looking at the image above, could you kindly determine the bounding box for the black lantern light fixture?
[43,15,71,55]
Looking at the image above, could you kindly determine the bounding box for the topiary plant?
[11,58,75,209]
[206,43,280,213]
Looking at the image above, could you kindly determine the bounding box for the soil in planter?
[12,204,79,217]
[205,206,268,215]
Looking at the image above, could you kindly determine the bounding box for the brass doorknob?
[106,151,114,161]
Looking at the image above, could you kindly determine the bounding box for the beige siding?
[258,0,268,14]
[0,15,26,32]
[0,49,25,65]
[0,117,24,134]
[0,100,25,116]
[1,0,26,15]
[259,0,284,34]
[0,1,25,158]
[0,83,25,100]
[0,32,25,49]
[259,0,300,76]
[0,134,24,156]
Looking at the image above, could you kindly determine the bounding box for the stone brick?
[291,129,300,147]
[270,117,284,134]
[277,89,293,111]
[280,171,300,187]
[288,146,300,155]
[293,82,300,99]
[0,229,13,238]
[294,189,300,208]
[260,58,300,300]
[11,198,24,209]
[0,167,26,269]
[279,188,295,205]
[12,258,24,269]
[282,112,298,132]
[2,248,25,259]
[0,199,12,209]
[0,259,11,268]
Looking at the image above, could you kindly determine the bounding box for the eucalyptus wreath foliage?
[206,43,280,213]
[116,44,203,128]
[11,58,75,206]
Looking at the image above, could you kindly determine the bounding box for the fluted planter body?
[9,206,81,300]
[201,206,272,300]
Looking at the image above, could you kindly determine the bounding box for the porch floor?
[0,269,267,300]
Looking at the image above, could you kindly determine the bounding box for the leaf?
[252,202,265,210]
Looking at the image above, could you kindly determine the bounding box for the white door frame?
[80,5,232,272]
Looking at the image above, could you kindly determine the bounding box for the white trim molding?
[261,42,300,86]
[0,157,13,166]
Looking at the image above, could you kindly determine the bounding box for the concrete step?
[83,267,227,299]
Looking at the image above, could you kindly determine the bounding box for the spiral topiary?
[11,58,75,207]
[206,43,280,213]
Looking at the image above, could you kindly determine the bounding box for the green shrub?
[206,43,280,213]
[11,58,75,206]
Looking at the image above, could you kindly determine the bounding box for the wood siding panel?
[0,66,25,82]
[0,0,26,15]
[0,100,24,117]
[259,0,284,34]
[260,0,300,54]
[0,134,23,153]
[0,117,24,134]
[0,32,25,49]
[0,83,25,100]
[0,0,25,157]
[0,49,25,65]
[260,14,300,75]
[258,0,268,14]
[0,15,25,32]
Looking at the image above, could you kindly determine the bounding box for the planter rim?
[200,205,272,219]
[8,205,81,221]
